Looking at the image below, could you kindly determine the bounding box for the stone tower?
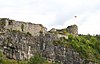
[67,24,78,35]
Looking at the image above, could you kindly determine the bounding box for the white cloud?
[78,11,100,34]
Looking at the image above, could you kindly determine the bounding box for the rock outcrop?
[0,30,83,64]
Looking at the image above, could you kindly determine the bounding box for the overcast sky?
[0,0,100,35]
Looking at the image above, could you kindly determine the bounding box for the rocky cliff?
[0,30,83,64]
[0,18,96,64]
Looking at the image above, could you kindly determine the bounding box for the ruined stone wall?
[26,23,46,36]
[67,24,78,35]
[0,18,78,36]
[0,18,47,36]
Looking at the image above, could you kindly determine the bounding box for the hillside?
[0,18,100,64]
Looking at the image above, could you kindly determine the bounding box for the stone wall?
[0,18,78,36]
[0,18,47,36]
[67,24,78,35]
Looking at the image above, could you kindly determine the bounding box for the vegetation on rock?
[0,19,99,64]
[68,34,100,64]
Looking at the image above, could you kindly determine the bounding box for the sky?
[0,0,100,35]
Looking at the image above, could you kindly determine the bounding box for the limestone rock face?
[0,30,83,64]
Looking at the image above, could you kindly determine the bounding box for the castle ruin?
[0,18,47,36]
[67,24,78,35]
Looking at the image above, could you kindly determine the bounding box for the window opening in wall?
[21,24,24,32]
[9,21,13,25]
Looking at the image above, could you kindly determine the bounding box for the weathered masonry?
[0,18,47,36]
